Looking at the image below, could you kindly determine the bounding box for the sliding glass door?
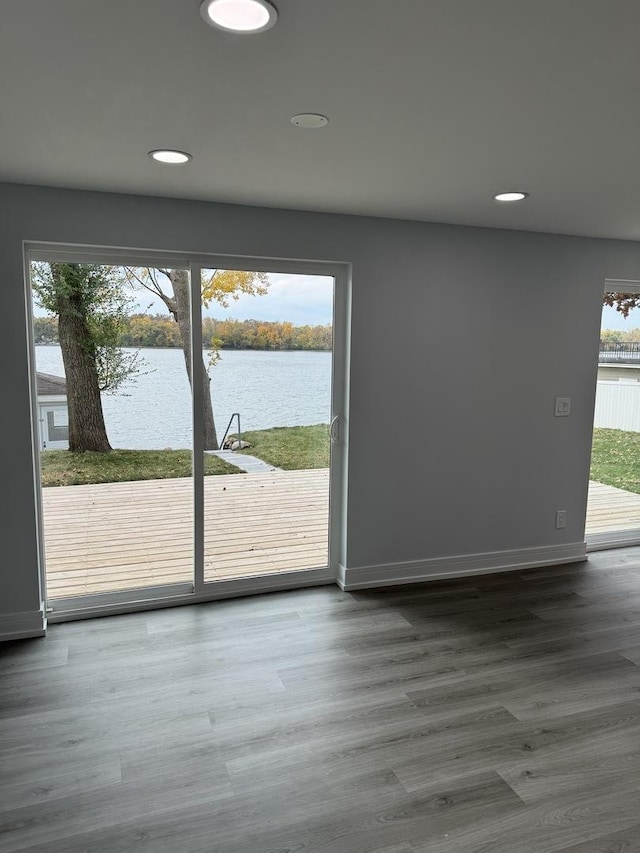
[28,247,346,617]
[587,284,640,548]
[29,256,194,609]
[196,265,336,585]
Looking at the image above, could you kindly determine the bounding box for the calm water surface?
[35,346,331,449]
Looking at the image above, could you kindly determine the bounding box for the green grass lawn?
[590,427,640,494]
[44,426,635,490]
[40,424,329,486]
[41,449,239,487]
[226,423,330,470]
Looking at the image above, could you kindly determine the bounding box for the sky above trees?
[32,272,334,325]
[133,273,333,326]
[601,304,640,331]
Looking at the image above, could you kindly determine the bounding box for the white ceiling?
[2,0,640,240]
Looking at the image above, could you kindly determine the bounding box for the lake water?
[35,346,332,449]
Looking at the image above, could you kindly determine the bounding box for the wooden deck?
[586,479,640,534]
[41,474,640,601]
[43,469,329,599]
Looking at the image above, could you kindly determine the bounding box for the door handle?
[330,415,340,444]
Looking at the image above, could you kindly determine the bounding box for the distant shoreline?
[35,343,332,353]
[33,315,333,352]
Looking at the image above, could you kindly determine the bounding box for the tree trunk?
[169,271,219,450]
[57,290,112,453]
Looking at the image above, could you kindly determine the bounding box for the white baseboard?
[337,542,587,590]
[0,608,47,641]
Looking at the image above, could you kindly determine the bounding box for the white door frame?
[25,242,350,621]
[189,256,349,595]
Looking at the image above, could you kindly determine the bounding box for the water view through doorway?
[29,254,337,608]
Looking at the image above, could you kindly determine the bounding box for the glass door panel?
[587,288,640,545]
[30,260,194,603]
[198,267,334,581]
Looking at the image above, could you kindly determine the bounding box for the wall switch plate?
[554,397,571,417]
[556,509,567,529]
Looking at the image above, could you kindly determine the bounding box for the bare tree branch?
[124,267,177,317]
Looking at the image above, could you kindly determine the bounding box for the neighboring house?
[35,372,69,451]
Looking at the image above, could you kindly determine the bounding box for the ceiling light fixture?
[291,113,329,129]
[494,191,529,202]
[149,149,192,164]
[200,0,278,33]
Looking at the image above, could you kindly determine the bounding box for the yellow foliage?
[122,266,269,309]
[202,269,269,308]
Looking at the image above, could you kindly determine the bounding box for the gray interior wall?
[1,182,639,616]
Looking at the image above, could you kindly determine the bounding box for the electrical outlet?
[554,397,571,417]
[556,510,567,529]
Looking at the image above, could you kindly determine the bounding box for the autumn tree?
[121,314,181,347]
[125,268,268,449]
[604,292,640,318]
[600,328,624,343]
[31,263,141,453]
[201,318,331,351]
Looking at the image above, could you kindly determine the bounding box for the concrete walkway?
[205,449,283,474]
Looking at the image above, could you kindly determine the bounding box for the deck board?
[43,469,330,599]
[586,480,640,533]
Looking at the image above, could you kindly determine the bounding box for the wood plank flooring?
[42,470,330,598]
[4,549,640,851]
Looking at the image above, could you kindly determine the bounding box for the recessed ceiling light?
[148,149,192,164]
[494,191,529,202]
[200,0,278,33]
[291,113,329,129]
